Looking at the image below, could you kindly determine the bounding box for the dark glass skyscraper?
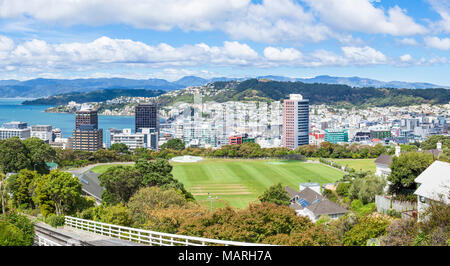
[135,103,159,133]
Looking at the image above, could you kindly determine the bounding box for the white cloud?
[0,35,262,73]
[263,47,303,62]
[0,0,344,44]
[1,35,444,78]
[397,38,419,46]
[221,0,335,43]
[341,46,387,64]
[400,54,413,62]
[424,36,450,50]
[427,0,450,33]
[303,0,427,36]
[0,0,250,31]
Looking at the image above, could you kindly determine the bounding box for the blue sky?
[0,0,449,85]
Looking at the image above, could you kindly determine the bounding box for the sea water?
[0,98,135,139]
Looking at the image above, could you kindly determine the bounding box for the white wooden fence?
[65,216,270,246]
[35,234,63,246]
[375,195,417,214]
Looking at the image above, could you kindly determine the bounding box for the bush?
[128,186,191,226]
[386,209,401,218]
[343,215,390,246]
[0,220,25,246]
[322,189,338,203]
[336,182,350,197]
[380,219,418,246]
[45,214,65,228]
[258,183,290,206]
[350,199,364,211]
[98,203,132,227]
[0,211,34,246]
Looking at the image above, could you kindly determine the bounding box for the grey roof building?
[285,186,348,222]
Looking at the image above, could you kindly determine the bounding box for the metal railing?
[65,216,270,246]
[35,234,63,246]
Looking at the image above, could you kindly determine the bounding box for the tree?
[9,169,39,209]
[0,172,7,214]
[98,166,143,205]
[98,203,132,227]
[109,143,129,154]
[258,183,290,206]
[388,152,434,194]
[420,135,449,151]
[34,170,82,216]
[179,203,313,244]
[348,174,386,204]
[23,137,57,174]
[161,139,185,150]
[136,159,194,200]
[128,186,189,226]
[0,137,32,173]
[336,182,351,198]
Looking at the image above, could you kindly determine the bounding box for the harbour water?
[0,98,135,139]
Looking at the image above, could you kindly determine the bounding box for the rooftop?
[374,154,392,166]
[414,161,450,204]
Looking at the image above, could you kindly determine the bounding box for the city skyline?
[0,0,449,85]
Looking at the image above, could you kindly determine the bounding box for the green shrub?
[386,208,401,218]
[98,203,132,227]
[343,216,390,246]
[0,212,34,246]
[0,220,25,246]
[357,203,376,217]
[323,189,338,203]
[336,182,351,197]
[45,214,65,228]
[350,199,364,211]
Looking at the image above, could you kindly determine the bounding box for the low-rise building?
[285,186,348,222]
[50,137,73,150]
[0,121,30,140]
[324,129,348,144]
[110,128,158,151]
[414,160,450,221]
[31,125,53,143]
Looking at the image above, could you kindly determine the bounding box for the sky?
[0,0,449,85]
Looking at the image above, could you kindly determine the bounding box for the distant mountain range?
[0,75,447,98]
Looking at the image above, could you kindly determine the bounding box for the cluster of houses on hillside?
[286,141,449,222]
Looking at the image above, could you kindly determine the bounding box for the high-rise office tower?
[75,108,98,129]
[135,103,159,133]
[282,94,309,149]
[72,108,103,152]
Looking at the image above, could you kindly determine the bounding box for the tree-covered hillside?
[22,88,166,105]
[208,79,450,107]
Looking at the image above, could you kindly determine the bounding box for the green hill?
[206,79,450,107]
[22,88,166,105]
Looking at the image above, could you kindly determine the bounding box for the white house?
[374,145,400,178]
[414,160,450,221]
[285,186,348,222]
[375,154,393,177]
